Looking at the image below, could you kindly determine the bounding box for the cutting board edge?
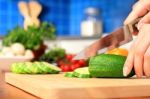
[5,73,150,99]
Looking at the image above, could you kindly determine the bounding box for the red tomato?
[61,65,71,72]
[71,60,79,64]
[78,59,86,66]
[66,54,74,61]
[71,64,80,71]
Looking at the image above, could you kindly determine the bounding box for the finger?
[133,26,150,77]
[138,12,150,29]
[124,0,149,25]
[124,30,145,77]
[123,43,135,77]
[134,48,144,78]
[132,1,139,9]
[123,52,134,77]
[144,46,150,77]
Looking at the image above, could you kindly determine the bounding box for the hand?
[123,24,150,78]
[124,0,150,34]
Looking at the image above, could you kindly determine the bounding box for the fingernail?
[123,66,128,77]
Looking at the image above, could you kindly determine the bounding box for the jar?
[81,7,102,37]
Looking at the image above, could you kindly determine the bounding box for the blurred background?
[0,0,137,73]
[0,0,136,36]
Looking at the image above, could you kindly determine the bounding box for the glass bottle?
[81,7,102,37]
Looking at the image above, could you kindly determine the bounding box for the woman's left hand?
[123,24,150,78]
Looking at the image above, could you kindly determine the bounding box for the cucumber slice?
[73,67,91,78]
[64,72,75,78]
[41,62,61,74]
[23,62,33,74]
[32,62,45,74]
[11,62,27,74]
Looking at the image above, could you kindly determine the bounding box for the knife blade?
[73,18,140,60]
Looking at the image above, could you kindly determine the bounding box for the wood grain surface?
[5,73,150,99]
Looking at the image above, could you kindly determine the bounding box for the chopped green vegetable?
[39,47,66,63]
[11,61,61,74]
[73,67,91,78]
[41,62,61,74]
[64,72,75,78]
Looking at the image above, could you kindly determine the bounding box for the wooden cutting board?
[5,73,150,99]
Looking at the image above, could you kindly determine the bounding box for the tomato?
[61,65,71,72]
[71,64,80,71]
[59,54,87,72]
[66,54,74,61]
[71,60,79,64]
[78,59,86,66]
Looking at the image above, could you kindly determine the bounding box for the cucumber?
[73,67,91,78]
[40,62,61,74]
[89,54,135,78]
[23,62,43,74]
[11,62,61,74]
[11,62,27,74]
[23,62,33,74]
[64,72,75,78]
[31,62,44,74]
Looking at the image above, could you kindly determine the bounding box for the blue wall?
[0,0,136,36]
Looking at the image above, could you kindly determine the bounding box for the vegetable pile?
[3,22,56,50]
[57,54,87,72]
[39,47,66,63]
[39,47,87,72]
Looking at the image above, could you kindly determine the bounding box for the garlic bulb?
[25,50,34,58]
[2,47,12,54]
[11,43,25,55]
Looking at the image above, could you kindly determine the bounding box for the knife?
[73,18,140,60]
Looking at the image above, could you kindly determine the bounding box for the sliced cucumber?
[32,62,45,74]
[23,62,33,74]
[64,72,75,78]
[40,62,61,74]
[11,62,61,74]
[73,67,91,78]
[11,62,27,74]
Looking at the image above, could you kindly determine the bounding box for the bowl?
[0,56,33,72]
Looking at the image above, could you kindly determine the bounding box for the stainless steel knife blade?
[73,27,128,60]
[73,18,140,60]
